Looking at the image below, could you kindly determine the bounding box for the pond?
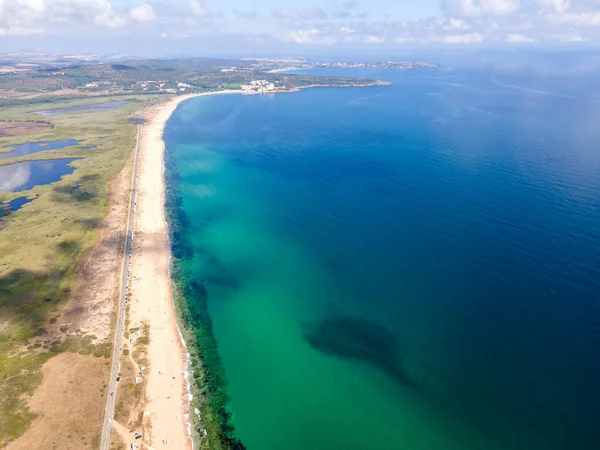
[0,195,37,216]
[0,139,80,160]
[34,101,128,116]
[0,158,78,192]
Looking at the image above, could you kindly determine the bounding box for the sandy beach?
[125,91,242,449]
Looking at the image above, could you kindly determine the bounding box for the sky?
[1,0,600,55]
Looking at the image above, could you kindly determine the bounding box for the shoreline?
[272,80,391,93]
[129,82,388,448]
[127,90,244,450]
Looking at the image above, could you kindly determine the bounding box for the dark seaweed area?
[164,136,246,450]
[303,316,421,392]
[161,63,600,449]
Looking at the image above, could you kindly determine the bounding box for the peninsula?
[0,55,409,106]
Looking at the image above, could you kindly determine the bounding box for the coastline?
[272,80,391,93]
[128,81,389,448]
[127,90,243,450]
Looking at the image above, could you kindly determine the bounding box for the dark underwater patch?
[164,136,246,449]
[304,316,421,392]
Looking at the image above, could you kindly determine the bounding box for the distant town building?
[241,80,276,93]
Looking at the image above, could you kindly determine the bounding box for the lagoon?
[0,158,78,192]
[0,139,80,160]
[0,196,37,216]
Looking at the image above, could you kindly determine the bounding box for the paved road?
[99,113,143,450]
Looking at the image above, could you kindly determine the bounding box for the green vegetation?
[0,95,157,446]
[0,57,386,106]
[114,324,148,430]
[0,56,389,448]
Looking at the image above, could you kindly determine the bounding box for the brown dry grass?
[4,352,110,450]
[55,140,134,343]
[0,89,123,101]
[0,96,166,448]
[0,122,51,137]
[108,427,127,450]
[113,325,150,449]
[0,144,135,448]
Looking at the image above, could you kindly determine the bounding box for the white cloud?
[0,25,43,35]
[0,162,31,192]
[189,0,212,17]
[552,33,590,42]
[233,9,257,19]
[286,29,319,43]
[48,0,126,28]
[92,8,126,26]
[0,0,46,35]
[506,33,535,41]
[442,18,471,30]
[333,0,368,19]
[431,32,484,43]
[279,0,600,46]
[2,0,600,47]
[559,12,600,27]
[363,35,385,43]
[273,8,328,21]
[17,0,44,12]
[285,28,338,44]
[130,4,156,23]
[444,0,521,18]
[537,0,569,13]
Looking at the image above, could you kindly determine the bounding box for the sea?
[164,61,600,450]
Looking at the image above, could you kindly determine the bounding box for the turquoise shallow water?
[165,67,600,449]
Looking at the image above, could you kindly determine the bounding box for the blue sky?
[1,1,599,55]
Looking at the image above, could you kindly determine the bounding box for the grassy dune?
[0,96,162,447]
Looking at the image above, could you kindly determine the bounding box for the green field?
[0,96,159,446]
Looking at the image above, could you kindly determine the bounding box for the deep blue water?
[0,196,37,216]
[166,66,600,450]
[0,159,78,192]
[0,139,80,160]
